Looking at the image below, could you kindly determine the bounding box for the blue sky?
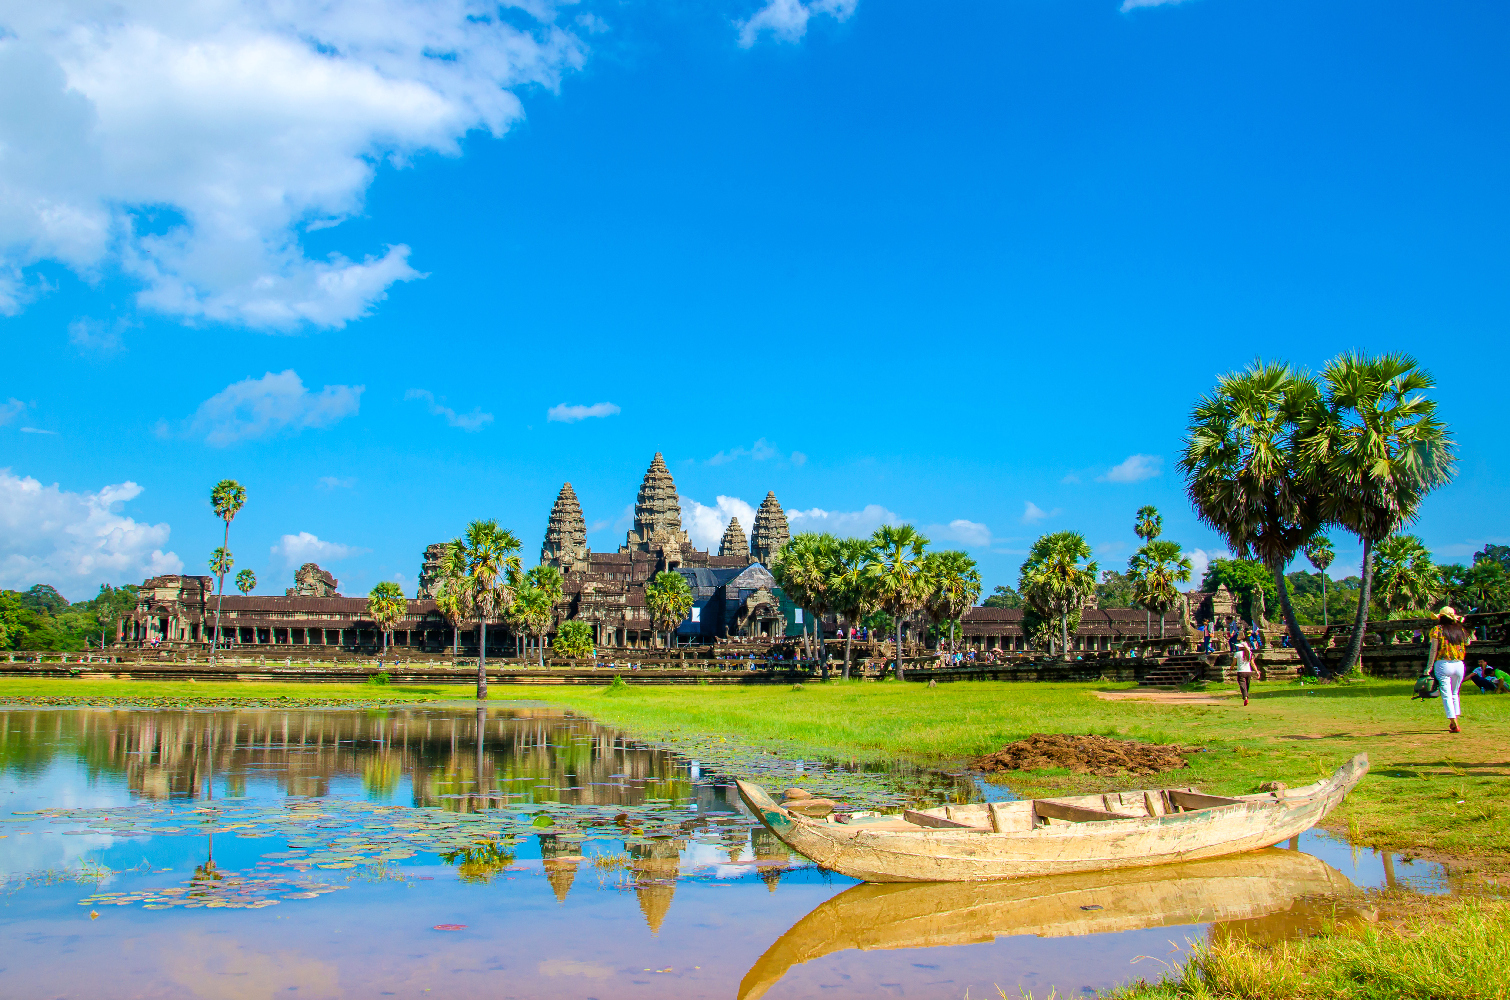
[2,0,1505,601]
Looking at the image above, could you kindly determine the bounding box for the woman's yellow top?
[1429,625,1469,662]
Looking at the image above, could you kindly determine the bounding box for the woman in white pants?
[1233,639,1255,707]
[1427,606,1472,733]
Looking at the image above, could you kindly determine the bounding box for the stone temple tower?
[541,482,590,573]
[621,453,690,555]
[718,517,748,559]
[749,492,790,566]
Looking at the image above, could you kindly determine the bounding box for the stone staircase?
[1138,654,1212,688]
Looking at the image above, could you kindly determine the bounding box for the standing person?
[1233,638,1255,707]
[1426,606,1472,733]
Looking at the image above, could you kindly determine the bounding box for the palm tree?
[511,585,554,667]
[451,520,522,699]
[1127,540,1192,639]
[1372,534,1441,618]
[208,547,234,645]
[923,550,981,656]
[1462,561,1510,614]
[1303,535,1336,628]
[1133,506,1162,636]
[208,479,246,663]
[235,569,256,595]
[644,571,694,650]
[832,537,878,681]
[1304,353,1456,675]
[865,526,930,681]
[1180,361,1328,675]
[367,581,407,658]
[1019,532,1098,660]
[521,566,564,665]
[772,533,843,679]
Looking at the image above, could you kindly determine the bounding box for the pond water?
[0,706,1449,1000]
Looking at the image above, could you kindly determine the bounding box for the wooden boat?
[737,849,1367,1000]
[735,752,1368,883]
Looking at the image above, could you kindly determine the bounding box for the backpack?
[1412,671,1439,700]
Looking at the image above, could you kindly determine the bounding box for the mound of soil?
[973,733,1201,778]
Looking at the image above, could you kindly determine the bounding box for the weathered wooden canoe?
[736,752,1367,883]
[737,849,1365,1000]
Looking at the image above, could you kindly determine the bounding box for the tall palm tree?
[1180,361,1327,675]
[866,526,930,681]
[511,584,554,667]
[1462,561,1510,614]
[644,570,694,650]
[435,584,466,661]
[451,520,522,699]
[832,537,878,681]
[367,581,407,658]
[1133,506,1162,636]
[235,569,256,595]
[207,548,233,645]
[1019,532,1098,660]
[522,565,564,664]
[923,550,981,656]
[1304,353,1456,674]
[1371,534,1441,617]
[208,479,246,664]
[1303,535,1335,628]
[773,533,843,679]
[1128,540,1192,639]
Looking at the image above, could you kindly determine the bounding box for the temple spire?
[718,517,748,558]
[541,483,589,572]
[750,491,790,566]
[622,452,690,555]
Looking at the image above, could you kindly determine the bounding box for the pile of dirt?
[973,733,1202,778]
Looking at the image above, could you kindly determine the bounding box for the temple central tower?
[541,482,590,573]
[621,453,691,556]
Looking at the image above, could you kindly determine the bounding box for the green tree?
[832,537,880,680]
[982,585,1023,609]
[644,570,694,651]
[510,585,554,667]
[1461,561,1510,614]
[1019,531,1098,660]
[1306,352,1455,674]
[1134,505,1162,544]
[209,479,246,662]
[1201,558,1278,625]
[1094,570,1137,611]
[435,581,466,660]
[1180,361,1326,673]
[0,590,21,648]
[450,520,522,699]
[556,620,595,659]
[235,569,256,595]
[1303,535,1336,628]
[367,581,407,657]
[518,565,564,664]
[865,525,931,680]
[1370,534,1440,617]
[1128,540,1192,639]
[772,533,843,679]
[922,550,981,655]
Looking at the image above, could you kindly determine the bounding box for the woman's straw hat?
[1437,605,1465,623]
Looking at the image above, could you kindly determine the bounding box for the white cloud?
[1121,0,1197,10]
[1021,501,1060,525]
[0,398,26,425]
[316,476,356,490]
[0,469,182,599]
[787,504,898,538]
[1098,454,1163,484]
[790,451,808,467]
[405,389,492,431]
[738,0,858,47]
[680,495,758,550]
[270,531,367,569]
[547,401,621,424]
[182,370,363,446]
[611,503,635,534]
[68,317,127,356]
[1188,548,1228,587]
[0,2,591,329]
[928,519,992,548]
[20,427,58,435]
[706,437,806,466]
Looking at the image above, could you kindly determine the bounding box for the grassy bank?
[1106,896,1510,1000]
[1,674,1505,856]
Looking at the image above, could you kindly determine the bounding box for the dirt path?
[1094,689,1234,705]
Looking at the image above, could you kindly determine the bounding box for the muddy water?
[0,706,1447,999]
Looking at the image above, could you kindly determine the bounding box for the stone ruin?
[750,492,791,566]
[416,543,451,599]
[620,452,690,556]
[286,563,339,598]
[541,482,590,574]
[718,517,749,560]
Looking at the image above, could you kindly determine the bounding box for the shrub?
[366,672,390,686]
[556,620,595,659]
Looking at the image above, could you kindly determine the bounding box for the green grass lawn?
[3,673,1503,858]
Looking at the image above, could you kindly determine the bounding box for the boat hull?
[736,753,1368,883]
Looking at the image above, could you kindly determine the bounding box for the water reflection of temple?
[0,707,695,809]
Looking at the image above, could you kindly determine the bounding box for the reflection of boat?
[737,753,1368,882]
[738,849,1364,1000]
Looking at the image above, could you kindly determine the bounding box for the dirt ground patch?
[973,733,1203,777]
[1094,689,1229,705]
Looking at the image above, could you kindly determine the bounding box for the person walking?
[1233,638,1255,707]
[1427,606,1472,733]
